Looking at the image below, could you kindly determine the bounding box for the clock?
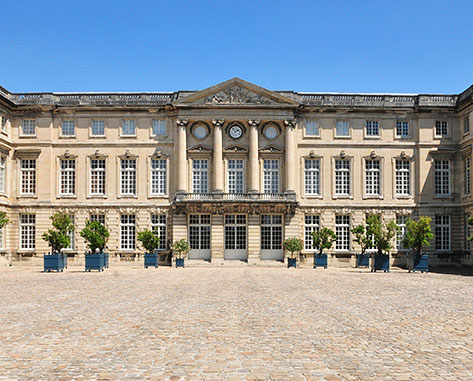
[229,125,243,139]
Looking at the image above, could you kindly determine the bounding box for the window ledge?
[19,135,36,138]
[87,195,107,199]
[394,136,411,140]
[334,135,351,139]
[57,194,77,199]
[302,135,321,139]
[1,130,8,136]
[364,135,380,140]
[59,135,76,139]
[434,136,450,140]
[18,195,38,199]
[333,195,353,199]
[363,195,384,200]
[89,135,106,138]
[395,195,412,199]
[433,195,453,200]
[148,195,169,199]
[120,135,137,138]
[303,194,323,199]
[118,195,138,199]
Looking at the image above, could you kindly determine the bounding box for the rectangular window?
[91,120,105,136]
[20,214,35,250]
[120,159,136,195]
[365,159,381,196]
[335,159,350,196]
[1,115,7,132]
[151,214,167,250]
[465,158,471,195]
[192,159,209,193]
[60,159,76,195]
[304,215,320,250]
[21,119,35,136]
[0,156,6,194]
[395,160,411,196]
[20,159,36,195]
[120,214,136,250]
[336,120,349,136]
[465,215,471,251]
[189,214,211,251]
[121,120,136,136]
[305,120,319,136]
[150,159,167,195]
[435,215,450,251]
[365,121,379,136]
[396,121,409,137]
[396,215,408,250]
[225,214,247,250]
[61,120,75,136]
[304,159,320,195]
[434,160,450,196]
[90,159,106,195]
[90,214,105,225]
[464,116,470,134]
[228,159,244,193]
[65,215,75,250]
[152,120,166,136]
[335,215,350,251]
[435,120,448,137]
[263,159,279,194]
[261,215,283,251]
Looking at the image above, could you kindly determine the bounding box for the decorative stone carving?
[64,150,71,158]
[205,87,271,105]
[94,150,100,158]
[248,119,261,127]
[125,150,131,158]
[153,148,162,158]
[309,150,316,158]
[176,119,188,127]
[370,151,376,158]
[400,151,407,159]
[212,119,225,127]
[284,119,296,129]
[340,150,346,159]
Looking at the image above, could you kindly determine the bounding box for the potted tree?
[283,237,303,268]
[171,239,190,268]
[80,220,110,272]
[351,224,372,268]
[311,228,336,269]
[137,229,160,268]
[367,215,397,272]
[403,216,433,273]
[42,213,74,272]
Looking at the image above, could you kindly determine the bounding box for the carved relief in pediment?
[205,86,272,105]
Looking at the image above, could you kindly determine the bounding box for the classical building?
[0,78,472,267]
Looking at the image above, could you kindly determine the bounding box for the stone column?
[248,119,260,193]
[212,119,224,193]
[176,119,188,193]
[284,119,296,196]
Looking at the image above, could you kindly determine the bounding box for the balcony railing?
[174,192,296,202]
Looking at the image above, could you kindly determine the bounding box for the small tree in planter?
[171,239,190,268]
[80,221,110,272]
[137,229,160,268]
[42,213,74,272]
[352,224,372,268]
[311,228,336,269]
[367,215,397,272]
[403,216,433,273]
[283,237,303,268]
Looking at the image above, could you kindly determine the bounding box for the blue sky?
[2,0,472,94]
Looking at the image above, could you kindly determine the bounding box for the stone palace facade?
[1,78,472,267]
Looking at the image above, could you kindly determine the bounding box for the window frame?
[0,155,6,195]
[88,157,107,198]
[304,120,320,138]
[21,119,36,137]
[20,214,35,251]
[464,115,470,135]
[90,119,106,138]
[335,215,351,252]
[364,157,382,198]
[151,119,167,137]
[434,120,449,138]
[119,157,137,197]
[393,158,413,199]
[60,120,76,138]
[304,215,320,251]
[191,158,209,194]
[58,158,76,197]
[151,214,167,250]
[226,158,245,194]
[364,120,380,138]
[395,120,410,139]
[333,157,352,198]
[335,120,350,138]
[262,158,280,194]
[304,157,322,197]
[19,158,37,197]
[149,157,168,196]
[121,119,137,137]
[434,159,451,197]
[120,214,136,251]
[435,215,451,252]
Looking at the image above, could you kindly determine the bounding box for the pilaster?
[248,119,260,193]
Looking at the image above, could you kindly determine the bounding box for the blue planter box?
[314,254,327,269]
[44,254,64,272]
[144,252,159,268]
[85,253,105,272]
[413,254,429,273]
[287,257,297,268]
[356,253,370,268]
[373,254,389,272]
[103,252,109,268]
[62,253,68,269]
[175,258,185,268]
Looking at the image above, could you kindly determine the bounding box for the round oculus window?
[193,125,207,139]
[264,126,278,139]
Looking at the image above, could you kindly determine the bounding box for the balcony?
[172,192,298,215]
[174,192,296,202]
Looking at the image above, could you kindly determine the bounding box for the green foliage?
[283,237,303,258]
[42,213,74,253]
[80,220,110,253]
[311,228,337,256]
[137,229,160,253]
[402,216,433,256]
[351,224,372,255]
[0,211,9,229]
[366,215,397,255]
[468,216,473,242]
[171,239,190,258]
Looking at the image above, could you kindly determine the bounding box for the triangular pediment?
[175,78,299,107]
[259,144,284,153]
[187,144,212,153]
[223,144,248,153]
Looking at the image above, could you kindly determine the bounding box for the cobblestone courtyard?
[0,266,472,380]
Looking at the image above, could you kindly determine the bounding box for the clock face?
[229,125,243,139]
